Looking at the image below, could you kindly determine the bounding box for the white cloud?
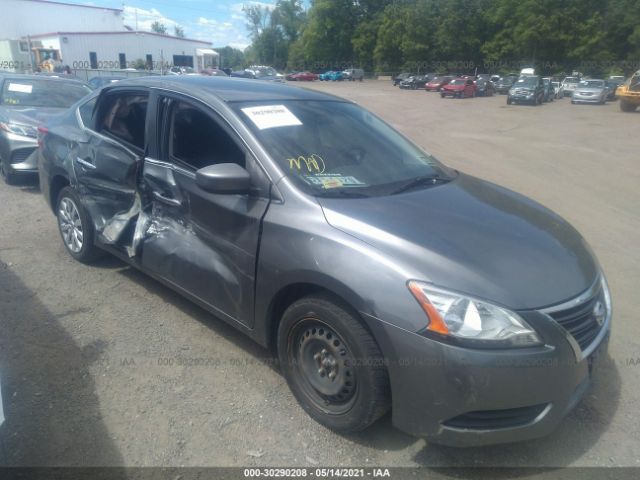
[122,6,180,32]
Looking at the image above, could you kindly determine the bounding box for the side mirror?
[196,163,251,194]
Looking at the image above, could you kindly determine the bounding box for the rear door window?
[97,92,149,150]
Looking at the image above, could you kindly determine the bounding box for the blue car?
[319,70,343,81]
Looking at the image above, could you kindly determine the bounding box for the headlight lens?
[408,281,542,347]
[0,121,38,138]
[601,275,612,320]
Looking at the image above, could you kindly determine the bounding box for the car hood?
[0,106,66,126]
[318,174,598,310]
[575,87,605,93]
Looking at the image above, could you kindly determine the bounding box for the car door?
[73,88,149,251]
[140,94,271,328]
[465,79,474,97]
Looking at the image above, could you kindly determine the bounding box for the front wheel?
[56,187,104,263]
[507,98,512,105]
[0,160,17,185]
[278,295,390,432]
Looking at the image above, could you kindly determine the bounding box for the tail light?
[37,125,49,147]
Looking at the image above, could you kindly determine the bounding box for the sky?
[64,0,280,49]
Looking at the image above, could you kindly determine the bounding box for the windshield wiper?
[390,175,447,195]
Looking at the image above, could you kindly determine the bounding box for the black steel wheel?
[278,295,390,432]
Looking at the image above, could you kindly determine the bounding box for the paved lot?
[0,80,638,469]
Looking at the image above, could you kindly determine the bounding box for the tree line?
[231,0,639,76]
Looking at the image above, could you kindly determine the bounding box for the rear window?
[0,79,90,108]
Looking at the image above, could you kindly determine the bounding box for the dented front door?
[139,97,271,328]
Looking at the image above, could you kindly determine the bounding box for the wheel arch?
[49,174,71,214]
[260,278,374,354]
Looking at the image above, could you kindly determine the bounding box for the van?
[343,68,364,82]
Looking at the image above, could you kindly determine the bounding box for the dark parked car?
[507,75,545,105]
[38,76,611,447]
[0,74,91,184]
[393,72,415,86]
[474,78,495,97]
[88,76,126,89]
[399,74,429,90]
[605,80,620,100]
[494,75,518,94]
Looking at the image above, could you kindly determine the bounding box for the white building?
[29,31,218,73]
[0,0,217,74]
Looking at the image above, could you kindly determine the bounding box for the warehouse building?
[0,0,217,73]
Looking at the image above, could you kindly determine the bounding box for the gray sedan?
[38,76,611,447]
[0,74,91,184]
[571,79,607,104]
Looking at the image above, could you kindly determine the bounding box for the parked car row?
[0,73,613,448]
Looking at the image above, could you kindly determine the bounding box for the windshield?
[255,67,277,77]
[514,77,537,87]
[579,80,604,88]
[1,79,90,108]
[564,77,579,84]
[233,101,455,197]
[449,79,465,85]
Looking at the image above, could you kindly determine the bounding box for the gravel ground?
[0,80,638,469]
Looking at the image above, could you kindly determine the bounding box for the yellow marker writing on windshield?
[288,154,326,174]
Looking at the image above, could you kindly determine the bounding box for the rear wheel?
[620,100,637,112]
[278,295,390,432]
[56,187,104,263]
[507,98,512,105]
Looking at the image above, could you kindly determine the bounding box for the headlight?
[408,281,543,348]
[0,121,38,138]
[601,275,612,321]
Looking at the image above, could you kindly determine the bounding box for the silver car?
[0,74,91,184]
[571,79,607,105]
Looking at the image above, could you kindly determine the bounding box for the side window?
[168,100,245,171]
[78,97,97,129]
[97,93,148,150]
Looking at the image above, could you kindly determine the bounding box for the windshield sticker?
[305,175,365,188]
[241,105,302,130]
[288,154,326,173]
[7,83,33,94]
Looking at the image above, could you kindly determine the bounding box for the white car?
[551,81,564,99]
[562,76,580,97]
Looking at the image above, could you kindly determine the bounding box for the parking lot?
[0,79,638,469]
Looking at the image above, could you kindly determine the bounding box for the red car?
[424,76,453,91]
[440,77,477,98]
[286,71,318,81]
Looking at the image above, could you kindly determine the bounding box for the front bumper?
[572,94,603,103]
[508,94,536,104]
[364,305,611,447]
[0,131,38,173]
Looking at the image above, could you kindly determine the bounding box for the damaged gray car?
[38,76,611,446]
[0,74,91,184]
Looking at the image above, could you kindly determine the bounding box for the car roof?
[104,75,347,103]
[0,73,88,85]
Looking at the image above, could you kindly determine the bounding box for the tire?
[620,100,637,112]
[0,159,17,185]
[56,186,104,264]
[507,98,512,105]
[440,92,445,98]
[277,295,390,433]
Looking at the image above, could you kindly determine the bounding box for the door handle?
[75,157,96,169]
[152,191,182,207]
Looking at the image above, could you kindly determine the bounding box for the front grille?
[547,287,605,351]
[443,404,548,430]
[10,148,36,165]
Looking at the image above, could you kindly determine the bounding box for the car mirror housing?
[196,163,251,194]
